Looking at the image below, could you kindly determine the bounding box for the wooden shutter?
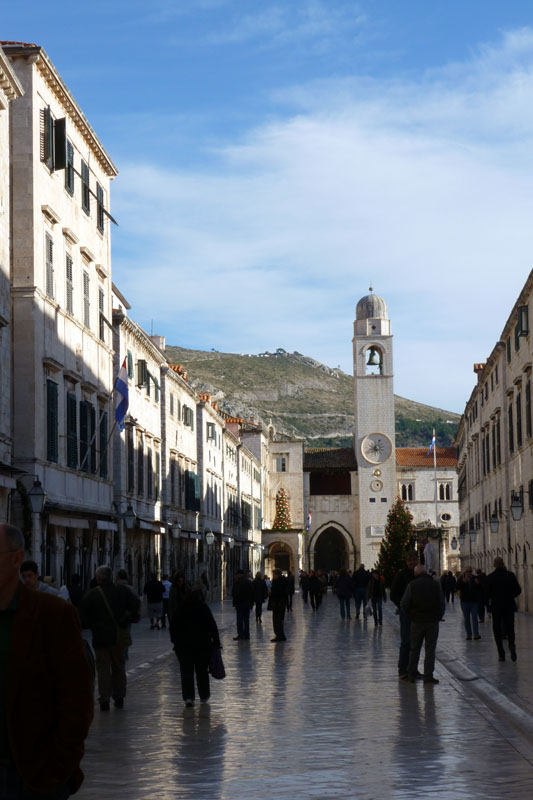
[45,234,54,297]
[155,450,160,500]
[89,404,96,474]
[97,183,104,232]
[127,350,134,379]
[99,410,108,478]
[79,400,89,472]
[65,139,74,194]
[127,426,135,492]
[46,380,58,462]
[54,117,67,170]
[66,253,73,315]
[147,446,153,499]
[81,160,90,213]
[83,271,90,328]
[66,392,78,468]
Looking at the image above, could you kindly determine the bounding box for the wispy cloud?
[112,28,533,412]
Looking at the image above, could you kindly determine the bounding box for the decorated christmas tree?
[375,496,416,587]
[272,487,291,530]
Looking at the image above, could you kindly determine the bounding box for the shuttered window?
[97,183,104,233]
[147,446,153,499]
[98,287,105,341]
[80,401,96,473]
[83,271,90,328]
[45,234,54,298]
[155,450,160,500]
[526,380,532,439]
[66,253,73,315]
[516,393,523,448]
[127,426,135,492]
[66,392,78,468]
[170,459,176,504]
[81,160,90,214]
[137,434,144,496]
[65,139,74,194]
[509,403,514,454]
[46,380,58,462]
[40,106,53,169]
[127,350,134,379]
[99,410,108,478]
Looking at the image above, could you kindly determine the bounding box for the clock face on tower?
[361,433,392,464]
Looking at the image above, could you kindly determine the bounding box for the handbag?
[98,587,132,648]
[364,600,373,619]
[209,646,226,680]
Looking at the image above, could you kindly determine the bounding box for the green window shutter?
[90,404,96,474]
[147,446,153,499]
[194,473,201,511]
[155,451,160,500]
[45,234,54,298]
[154,377,160,403]
[127,350,134,379]
[46,380,58,462]
[66,392,78,468]
[99,410,108,478]
[65,139,74,194]
[137,435,144,496]
[65,253,73,315]
[97,182,104,233]
[81,160,90,214]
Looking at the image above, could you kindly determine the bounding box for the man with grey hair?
[0,523,93,797]
[401,565,445,684]
[80,564,140,711]
[486,556,521,662]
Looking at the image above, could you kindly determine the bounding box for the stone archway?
[314,527,348,571]
[266,541,294,574]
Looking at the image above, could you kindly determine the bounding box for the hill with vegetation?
[165,345,460,448]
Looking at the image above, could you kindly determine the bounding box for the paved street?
[78,593,533,800]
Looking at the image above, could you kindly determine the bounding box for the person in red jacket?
[0,523,93,798]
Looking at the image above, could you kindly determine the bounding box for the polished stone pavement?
[77,593,533,800]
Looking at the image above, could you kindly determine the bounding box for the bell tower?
[353,289,396,568]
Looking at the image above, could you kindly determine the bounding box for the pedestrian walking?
[400,565,445,684]
[160,574,172,628]
[440,571,457,604]
[168,572,189,622]
[286,570,295,611]
[0,524,94,798]
[485,556,521,662]
[231,569,254,640]
[336,568,352,619]
[143,573,166,629]
[300,571,310,604]
[456,566,483,640]
[366,569,386,625]
[351,564,370,619]
[308,570,322,611]
[390,550,419,680]
[80,564,140,711]
[475,569,488,622]
[268,568,288,641]
[19,560,59,595]
[170,587,222,707]
[252,571,268,623]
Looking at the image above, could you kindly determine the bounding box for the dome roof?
[356,292,388,320]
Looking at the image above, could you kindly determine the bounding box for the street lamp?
[458,532,466,547]
[205,529,215,546]
[171,522,182,539]
[468,527,477,543]
[510,491,524,522]
[450,536,458,551]
[123,504,136,530]
[228,537,234,550]
[27,478,47,514]
[490,512,500,534]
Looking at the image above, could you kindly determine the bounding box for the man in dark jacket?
[231,570,254,640]
[268,568,288,641]
[80,564,140,711]
[390,550,418,679]
[486,557,521,662]
[143,573,166,630]
[0,523,93,797]
[401,565,445,684]
[351,564,370,618]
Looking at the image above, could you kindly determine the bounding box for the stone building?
[456,269,533,613]
[0,49,22,521]
[4,42,118,585]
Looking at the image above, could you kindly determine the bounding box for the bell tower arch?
[353,288,396,567]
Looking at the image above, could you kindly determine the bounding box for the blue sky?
[5,1,533,414]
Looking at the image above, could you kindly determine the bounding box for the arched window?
[365,345,383,376]
[400,483,414,501]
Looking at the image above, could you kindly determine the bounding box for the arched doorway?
[314,527,347,571]
[266,541,293,573]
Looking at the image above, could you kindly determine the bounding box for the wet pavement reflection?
[77,593,533,800]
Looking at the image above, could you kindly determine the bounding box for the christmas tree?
[375,496,416,587]
[272,487,291,530]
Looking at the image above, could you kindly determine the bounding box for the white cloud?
[112,28,533,413]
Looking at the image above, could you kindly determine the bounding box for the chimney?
[150,335,166,352]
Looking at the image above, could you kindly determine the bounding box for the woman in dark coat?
[169,588,221,707]
[366,569,386,625]
[252,571,268,623]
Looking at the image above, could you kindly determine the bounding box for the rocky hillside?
[165,346,460,448]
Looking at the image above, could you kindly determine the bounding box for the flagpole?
[433,427,439,574]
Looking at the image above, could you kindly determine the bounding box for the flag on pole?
[427,431,436,455]
[306,511,312,532]
[114,357,129,431]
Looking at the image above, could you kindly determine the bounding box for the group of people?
[391,550,523,683]
[231,568,292,642]
[299,565,387,624]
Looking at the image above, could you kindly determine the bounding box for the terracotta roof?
[304,448,357,471]
[168,364,188,381]
[0,41,38,47]
[396,447,457,467]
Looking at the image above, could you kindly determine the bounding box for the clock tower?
[353,289,396,567]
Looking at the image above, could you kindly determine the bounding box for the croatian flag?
[306,511,312,532]
[427,431,436,456]
[114,357,129,431]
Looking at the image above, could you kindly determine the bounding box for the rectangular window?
[96,182,104,233]
[83,271,90,328]
[526,380,532,439]
[155,450,160,500]
[495,365,499,384]
[99,410,108,478]
[81,160,90,214]
[206,422,216,441]
[66,253,73,315]
[170,459,176,504]
[66,392,77,468]
[137,434,144,496]
[275,456,287,472]
[65,139,74,194]
[79,401,96,473]
[518,305,529,337]
[496,418,501,464]
[46,379,58,462]
[127,426,135,492]
[491,424,496,471]
[146,445,153,499]
[183,405,194,429]
[481,434,486,475]
[40,106,53,170]
[509,403,514,454]
[507,337,511,363]
[170,393,174,417]
[45,233,54,298]
[516,393,523,448]
[98,287,105,342]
